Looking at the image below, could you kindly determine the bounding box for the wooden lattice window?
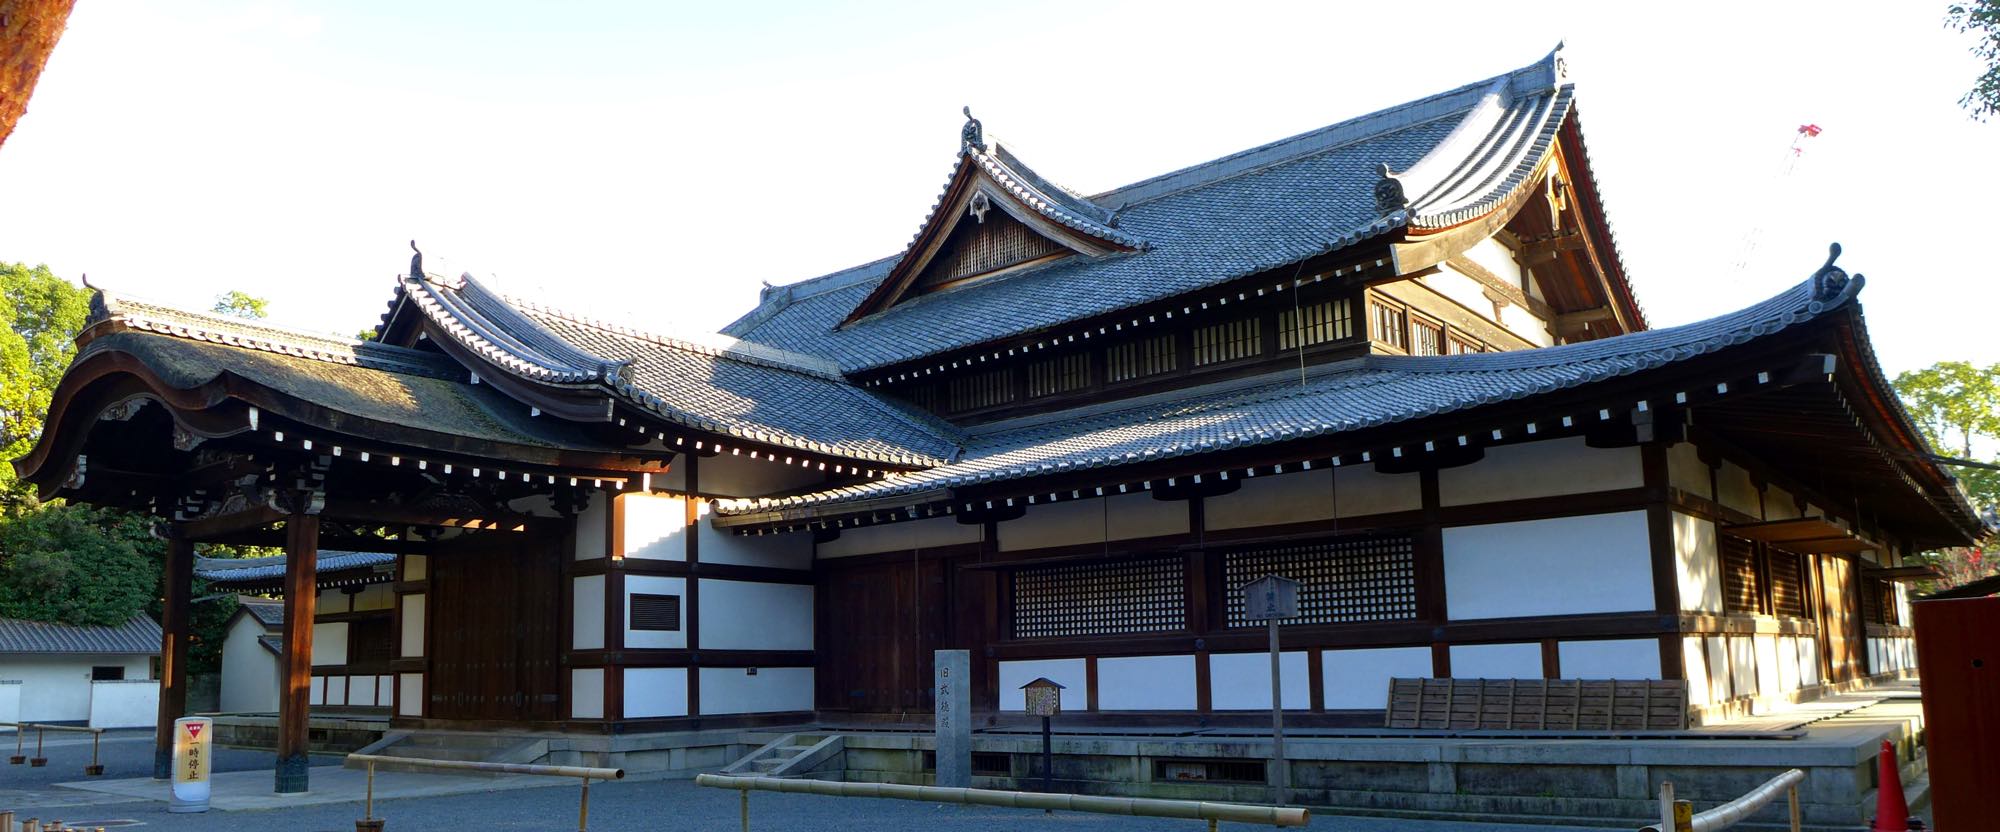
[631,594,682,631]
[348,617,395,668]
[1369,300,1408,350]
[1221,534,1419,626]
[1720,535,1761,615]
[1445,334,1482,355]
[906,383,940,412]
[916,210,1067,289]
[1107,335,1177,383]
[1769,549,1808,619]
[1278,298,1354,349]
[1410,318,1443,356]
[1011,556,1186,639]
[1860,578,1896,625]
[1193,317,1262,366]
[1028,353,1090,398]
[948,368,1015,411]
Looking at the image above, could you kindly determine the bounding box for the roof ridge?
[89,286,466,379]
[509,295,848,381]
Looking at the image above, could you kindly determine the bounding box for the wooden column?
[152,532,193,779]
[275,513,319,793]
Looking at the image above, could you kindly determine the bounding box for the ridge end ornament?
[1373,163,1409,214]
[961,106,985,151]
[968,190,992,224]
[409,240,423,279]
[1811,242,1852,302]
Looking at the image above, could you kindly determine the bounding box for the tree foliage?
[0,263,90,511]
[1893,360,2000,515]
[212,290,269,319]
[1949,1,2000,120]
[0,502,160,626]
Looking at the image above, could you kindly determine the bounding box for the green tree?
[1949,1,2000,120]
[0,503,160,626]
[212,290,269,319]
[0,263,91,511]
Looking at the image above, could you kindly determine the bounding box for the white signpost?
[1241,574,1299,806]
[169,716,212,813]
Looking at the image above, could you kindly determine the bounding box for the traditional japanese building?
[13,46,1981,793]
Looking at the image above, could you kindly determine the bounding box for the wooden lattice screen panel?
[1720,534,1761,615]
[1011,556,1185,639]
[1222,534,1418,627]
[1385,678,1688,731]
[1769,549,1808,619]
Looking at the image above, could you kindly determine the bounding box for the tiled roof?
[238,599,285,628]
[196,550,398,587]
[717,268,1860,517]
[724,48,1579,373]
[0,616,162,655]
[957,141,1143,249]
[391,270,962,466]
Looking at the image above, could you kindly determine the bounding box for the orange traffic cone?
[1872,739,1912,831]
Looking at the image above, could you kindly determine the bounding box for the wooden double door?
[818,556,1000,715]
[426,533,563,722]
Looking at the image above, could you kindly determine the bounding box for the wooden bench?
[1385,678,1688,731]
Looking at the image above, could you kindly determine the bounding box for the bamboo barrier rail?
[1,722,105,774]
[694,773,1311,830]
[1638,769,1805,832]
[344,754,623,832]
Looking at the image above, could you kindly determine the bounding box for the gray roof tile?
[196,550,397,586]
[0,616,162,655]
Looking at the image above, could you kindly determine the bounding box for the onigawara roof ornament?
[1373,163,1409,214]
[960,106,985,151]
[409,240,423,279]
[1811,242,1854,305]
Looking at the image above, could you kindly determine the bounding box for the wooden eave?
[1719,517,1880,555]
[415,318,616,423]
[843,155,1137,326]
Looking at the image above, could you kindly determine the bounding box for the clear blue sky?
[1,0,1993,376]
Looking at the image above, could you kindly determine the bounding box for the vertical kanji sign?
[170,716,211,812]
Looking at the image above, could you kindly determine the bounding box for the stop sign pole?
[1242,574,1299,806]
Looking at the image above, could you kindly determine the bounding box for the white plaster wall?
[319,590,351,614]
[1558,638,1661,679]
[1097,655,1196,710]
[404,553,428,581]
[1442,511,1654,620]
[997,493,1188,552]
[312,622,349,666]
[698,455,825,498]
[220,614,280,713]
[325,675,347,706]
[1208,651,1309,710]
[701,511,812,570]
[1706,637,1732,702]
[998,659,1087,712]
[571,668,604,719]
[1716,463,1760,518]
[1727,636,1756,700]
[1449,643,1543,679]
[89,680,159,728]
[1425,266,1506,326]
[352,585,394,612]
[623,493,688,560]
[309,676,323,706]
[1438,437,1642,507]
[398,673,423,717]
[0,681,18,728]
[7,656,151,722]
[1666,441,1711,499]
[1674,512,1723,613]
[1764,486,1800,521]
[623,667,689,718]
[1777,636,1802,693]
[1498,302,1555,347]
[623,575,687,649]
[1322,646,1433,709]
[1205,467,1423,531]
[698,580,812,651]
[698,667,814,714]
[399,594,426,658]
[1755,636,1782,698]
[574,492,608,560]
[1682,637,1712,706]
[572,575,606,650]
[1464,237,1525,286]
[350,675,379,708]
[818,516,982,559]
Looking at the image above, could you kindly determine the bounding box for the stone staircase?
[344,730,551,775]
[720,733,844,778]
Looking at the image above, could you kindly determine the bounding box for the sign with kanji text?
[169,716,211,812]
[1021,677,1064,717]
[1242,574,1299,621]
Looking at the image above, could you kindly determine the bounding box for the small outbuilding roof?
[0,615,162,655]
[196,550,398,589]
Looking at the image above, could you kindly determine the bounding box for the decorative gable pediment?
[842,110,1143,325]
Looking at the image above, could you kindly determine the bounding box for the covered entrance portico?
[14,293,668,792]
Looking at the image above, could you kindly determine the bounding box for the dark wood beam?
[319,498,557,532]
[1554,306,1616,336]
[180,504,285,542]
[151,533,192,779]
[275,513,318,794]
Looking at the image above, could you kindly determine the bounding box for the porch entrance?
[427,533,564,722]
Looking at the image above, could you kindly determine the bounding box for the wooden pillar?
[152,532,193,779]
[276,513,319,793]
